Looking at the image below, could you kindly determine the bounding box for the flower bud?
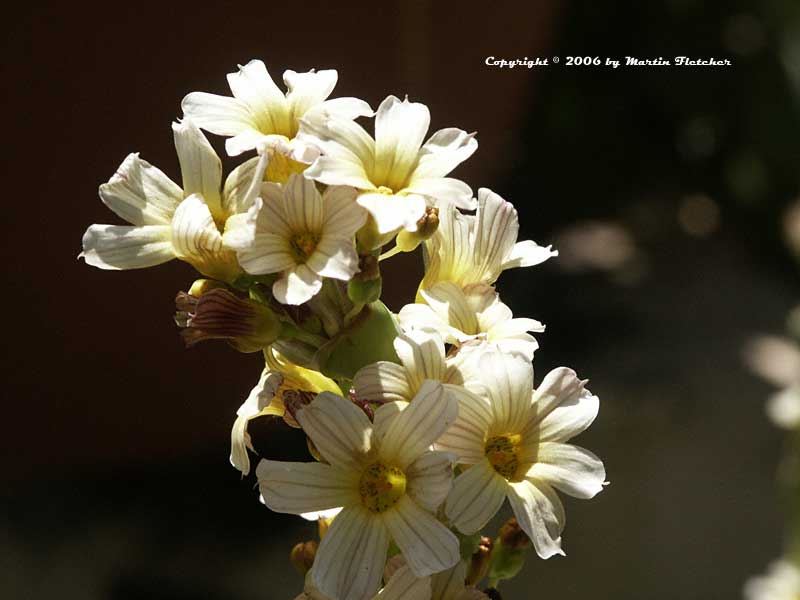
[487,518,530,584]
[394,206,439,252]
[290,540,318,575]
[465,536,493,585]
[175,287,280,352]
[497,517,531,551]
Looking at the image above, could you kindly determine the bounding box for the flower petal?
[527,442,605,499]
[315,97,374,120]
[257,459,359,514]
[445,460,507,534]
[284,69,337,122]
[393,330,447,392]
[284,173,324,232]
[313,505,389,600]
[501,240,558,270]
[172,120,223,216]
[507,479,565,559]
[296,391,373,470]
[383,495,460,577]
[227,59,291,136]
[80,224,173,270]
[402,177,475,211]
[171,194,239,279]
[415,128,478,179]
[307,236,360,280]
[397,303,462,344]
[354,363,413,404]
[435,386,492,464]
[406,450,455,512]
[378,565,430,600]
[322,185,367,237]
[181,92,254,136]
[357,192,427,234]
[98,153,183,226]
[420,282,478,338]
[373,96,430,191]
[477,351,533,434]
[222,156,262,215]
[273,264,323,304]
[379,380,456,468]
[473,188,519,284]
[524,368,597,443]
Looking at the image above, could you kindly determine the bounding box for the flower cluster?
[80,59,606,600]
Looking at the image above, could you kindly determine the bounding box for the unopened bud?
[175,288,280,352]
[465,536,493,585]
[395,206,439,252]
[347,276,382,305]
[488,518,529,584]
[497,517,530,551]
[318,514,335,539]
[290,541,317,575]
[188,278,226,297]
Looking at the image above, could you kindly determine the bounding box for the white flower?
[421,188,557,292]
[299,95,477,237]
[257,382,460,600]
[744,559,800,600]
[767,384,800,430]
[438,351,606,559]
[380,558,489,600]
[81,119,266,281]
[182,59,372,158]
[353,330,465,406]
[224,174,366,305]
[398,282,543,361]
[296,565,430,600]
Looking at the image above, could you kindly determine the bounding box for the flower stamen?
[358,462,406,513]
[485,434,522,480]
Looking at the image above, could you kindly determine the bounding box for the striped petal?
[171,194,239,280]
[172,120,222,217]
[383,495,460,577]
[527,442,605,499]
[405,450,454,512]
[393,330,446,391]
[523,368,597,442]
[322,185,367,238]
[377,565,430,600]
[414,128,477,180]
[98,153,182,226]
[379,380,456,468]
[284,173,323,232]
[477,351,533,434]
[313,505,389,600]
[80,224,173,270]
[445,460,507,534]
[181,92,254,137]
[420,283,479,336]
[507,478,565,559]
[354,362,413,404]
[273,264,323,305]
[296,392,373,471]
[435,386,492,464]
[257,459,359,514]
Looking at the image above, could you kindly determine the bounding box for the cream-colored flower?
[81,119,265,282]
[381,557,489,600]
[258,382,460,600]
[296,565,430,600]
[421,188,557,293]
[182,59,372,161]
[231,348,342,476]
[398,282,543,361]
[299,95,477,237]
[438,351,605,559]
[353,330,465,405]
[224,174,366,305]
[744,559,800,600]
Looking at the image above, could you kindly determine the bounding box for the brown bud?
[290,541,317,575]
[395,206,440,252]
[497,517,531,551]
[174,287,280,352]
[465,535,493,585]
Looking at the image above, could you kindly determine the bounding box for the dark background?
[3,1,800,598]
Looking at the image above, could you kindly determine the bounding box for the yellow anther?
[485,434,523,480]
[290,231,320,261]
[358,462,407,513]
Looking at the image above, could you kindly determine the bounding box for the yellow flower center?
[289,231,320,262]
[376,186,395,195]
[265,152,308,184]
[485,434,522,480]
[358,462,407,513]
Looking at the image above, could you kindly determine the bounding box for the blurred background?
[3,1,800,598]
